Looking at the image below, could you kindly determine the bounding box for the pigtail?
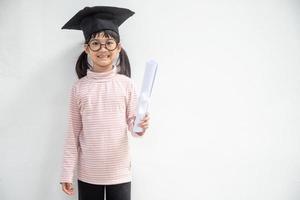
[75,51,91,79]
[117,47,131,78]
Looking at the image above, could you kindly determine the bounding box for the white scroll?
[133,59,158,133]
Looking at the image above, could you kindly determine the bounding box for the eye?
[89,39,99,45]
[107,39,116,44]
[91,41,99,45]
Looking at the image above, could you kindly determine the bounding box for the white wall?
[0,0,300,199]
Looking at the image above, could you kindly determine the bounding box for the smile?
[97,55,110,58]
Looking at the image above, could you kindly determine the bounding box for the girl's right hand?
[61,182,75,196]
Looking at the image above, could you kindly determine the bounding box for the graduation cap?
[61,6,135,40]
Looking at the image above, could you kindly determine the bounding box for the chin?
[96,62,112,67]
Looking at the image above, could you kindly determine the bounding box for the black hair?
[75,30,131,79]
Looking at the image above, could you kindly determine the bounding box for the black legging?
[78,179,131,200]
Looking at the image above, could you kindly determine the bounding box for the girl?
[59,6,150,200]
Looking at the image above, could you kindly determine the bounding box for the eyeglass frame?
[87,38,119,52]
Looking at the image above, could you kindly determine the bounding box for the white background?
[0,0,300,200]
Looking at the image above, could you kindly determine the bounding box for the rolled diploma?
[133,60,158,133]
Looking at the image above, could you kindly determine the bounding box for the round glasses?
[87,39,118,51]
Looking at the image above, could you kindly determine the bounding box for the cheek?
[90,53,98,60]
[110,52,118,59]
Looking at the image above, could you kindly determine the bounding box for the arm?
[60,84,82,183]
[126,80,146,137]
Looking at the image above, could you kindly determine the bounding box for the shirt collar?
[86,65,117,82]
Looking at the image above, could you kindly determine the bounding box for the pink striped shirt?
[60,66,144,185]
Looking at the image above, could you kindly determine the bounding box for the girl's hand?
[61,182,75,196]
[136,113,150,136]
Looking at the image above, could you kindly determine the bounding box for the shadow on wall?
[1,42,82,199]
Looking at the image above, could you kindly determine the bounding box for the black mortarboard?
[61,6,135,40]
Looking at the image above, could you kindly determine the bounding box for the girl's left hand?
[136,113,150,136]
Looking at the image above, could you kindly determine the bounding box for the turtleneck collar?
[86,65,117,82]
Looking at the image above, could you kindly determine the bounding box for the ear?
[84,44,90,54]
[117,43,122,53]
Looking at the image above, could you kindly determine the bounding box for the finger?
[141,122,148,127]
[62,185,70,195]
[139,125,147,129]
[139,122,147,127]
[140,124,149,129]
[141,118,149,123]
[140,121,149,125]
[68,184,74,193]
[64,184,74,195]
[64,184,71,195]
[139,121,146,125]
[65,187,74,195]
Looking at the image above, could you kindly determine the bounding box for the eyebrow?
[92,37,114,41]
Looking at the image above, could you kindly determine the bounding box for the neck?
[91,64,113,73]
[86,65,117,82]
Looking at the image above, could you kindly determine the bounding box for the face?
[84,32,121,72]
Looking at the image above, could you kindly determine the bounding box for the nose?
[99,43,107,51]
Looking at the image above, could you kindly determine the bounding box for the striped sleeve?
[126,80,145,137]
[60,84,82,183]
